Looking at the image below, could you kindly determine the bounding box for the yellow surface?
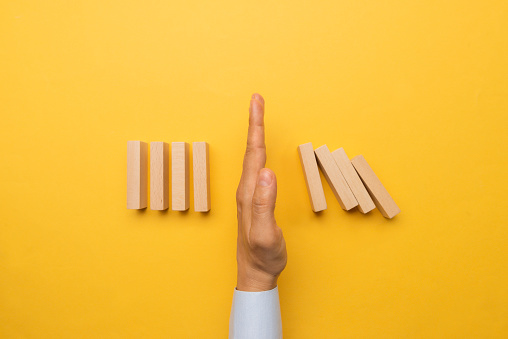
[1,0,507,337]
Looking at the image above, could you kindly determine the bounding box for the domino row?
[127,141,210,212]
[298,143,400,219]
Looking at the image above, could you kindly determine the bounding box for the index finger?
[240,93,267,195]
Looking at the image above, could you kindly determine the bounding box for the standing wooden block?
[172,142,189,211]
[351,155,401,219]
[127,141,148,209]
[193,142,211,212]
[315,145,358,211]
[150,142,169,210]
[332,148,375,214]
[298,143,327,212]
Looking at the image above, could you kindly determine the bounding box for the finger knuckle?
[245,144,266,157]
[252,196,272,215]
[235,188,243,204]
[237,191,252,207]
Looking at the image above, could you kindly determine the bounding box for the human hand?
[235,93,287,292]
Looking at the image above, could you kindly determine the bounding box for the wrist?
[237,267,278,292]
[237,277,277,292]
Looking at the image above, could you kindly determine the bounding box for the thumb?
[251,168,278,241]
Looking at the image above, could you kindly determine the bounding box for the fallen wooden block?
[172,142,190,211]
[351,155,400,219]
[297,142,327,212]
[332,148,375,214]
[315,145,358,211]
[150,142,169,210]
[193,142,211,212]
[127,141,148,209]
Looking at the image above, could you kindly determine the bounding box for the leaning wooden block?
[193,142,211,212]
[351,155,400,219]
[150,142,169,210]
[332,148,375,214]
[127,141,148,209]
[297,143,327,212]
[172,142,190,211]
[314,145,358,211]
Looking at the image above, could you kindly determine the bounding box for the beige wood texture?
[298,143,327,212]
[193,142,211,212]
[332,148,375,214]
[315,145,358,211]
[150,142,169,210]
[351,155,401,219]
[172,142,190,211]
[127,141,148,209]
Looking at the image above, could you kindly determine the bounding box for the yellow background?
[1,0,507,337]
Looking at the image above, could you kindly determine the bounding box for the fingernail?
[258,169,272,187]
[251,93,264,106]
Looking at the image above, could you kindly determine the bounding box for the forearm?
[229,286,282,339]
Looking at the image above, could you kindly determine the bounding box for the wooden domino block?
[332,148,375,214]
[150,142,169,210]
[193,142,211,212]
[298,143,327,212]
[172,142,189,211]
[314,145,358,211]
[127,141,148,209]
[351,155,400,219]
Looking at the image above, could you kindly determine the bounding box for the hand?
[235,93,287,292]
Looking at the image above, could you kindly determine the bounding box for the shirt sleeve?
[229,286,282,339]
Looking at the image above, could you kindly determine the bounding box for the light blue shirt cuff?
[229,286,282,339]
